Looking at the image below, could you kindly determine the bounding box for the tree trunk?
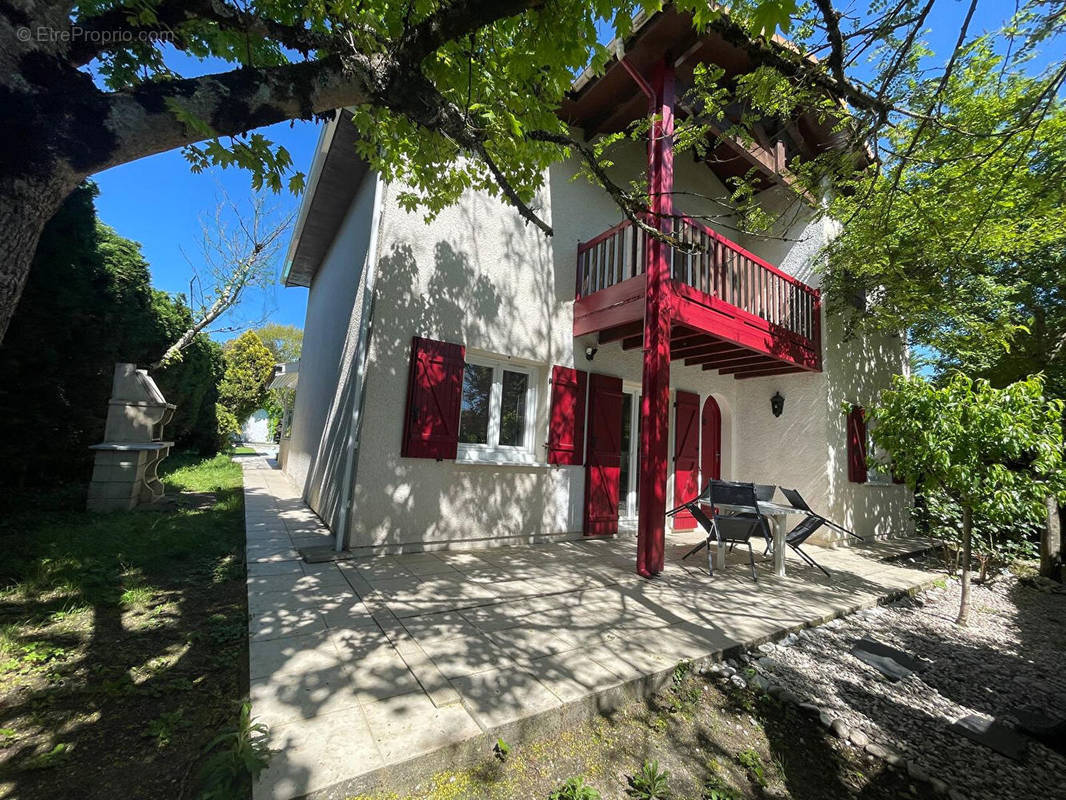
[956,504,973,625]
[1041,495,1063,582]
[0,173,80,342]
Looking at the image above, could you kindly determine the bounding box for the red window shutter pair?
[401,337,465,460]
[846,405,868,483]
[402,342,590,465]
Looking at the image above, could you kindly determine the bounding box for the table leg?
[773,517,786,577]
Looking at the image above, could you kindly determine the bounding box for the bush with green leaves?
[548,776,602,800]
[915,485,1040,579]
[626,760,671,799]
[0,183,225,487]
[871,373,1065,623]
[218,331,276,428]
[197,703,271,800]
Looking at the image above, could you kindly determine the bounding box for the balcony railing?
[576,217,820,343]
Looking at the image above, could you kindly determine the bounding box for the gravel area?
[744,567,1066,800]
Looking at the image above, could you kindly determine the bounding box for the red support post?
[636,59,675,578]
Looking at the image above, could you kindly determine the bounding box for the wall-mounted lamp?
[771,391,785,418]
[584,346,598,361]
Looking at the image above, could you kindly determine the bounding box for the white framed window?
[457,355,538,464]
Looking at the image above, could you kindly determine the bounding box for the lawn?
[0,453,250,800]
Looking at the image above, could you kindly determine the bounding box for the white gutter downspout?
[334,174,385,552]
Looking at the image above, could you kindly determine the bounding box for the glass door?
[618,390,642,521]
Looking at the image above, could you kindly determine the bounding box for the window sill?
[456,447,549,467]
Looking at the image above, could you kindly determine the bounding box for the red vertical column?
[636,59,675,577]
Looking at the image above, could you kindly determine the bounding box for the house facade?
[280,9,911,571]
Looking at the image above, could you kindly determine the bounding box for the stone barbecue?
[87,363,175,512]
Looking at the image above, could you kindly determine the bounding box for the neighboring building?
[241,409,271,444]
[280,8,910,570]
[267,361,300,468]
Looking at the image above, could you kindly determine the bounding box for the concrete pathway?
[240,457,935,800]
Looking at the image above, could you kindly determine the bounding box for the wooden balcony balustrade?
[573,217,822,376]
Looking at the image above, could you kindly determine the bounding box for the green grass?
[228,446,258,455]
[0,452,248,800]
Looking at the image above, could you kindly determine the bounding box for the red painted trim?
[636,59,675,578]
[572,274,646,337]
[598,321,644,344]
[672,282,821,370]
[847,405,868,483]
[730,365,806,378]
[676,214,819,294]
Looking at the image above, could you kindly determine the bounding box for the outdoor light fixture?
[585,346,598,361]
[771,391,785,418]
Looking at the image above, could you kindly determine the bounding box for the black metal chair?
[732,484,777,554]
[667,480,769,581]
[779,488,865,542]
[782,515,832,576]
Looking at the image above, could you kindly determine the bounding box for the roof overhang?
[560,7,858,192]
[282,112,369,288]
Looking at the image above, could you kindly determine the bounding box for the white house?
[279,8,911,573]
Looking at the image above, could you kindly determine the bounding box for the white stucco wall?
[288,143,911,552]
[284,173,379,529]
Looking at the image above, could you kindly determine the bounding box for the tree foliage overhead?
[823,40,1066,377]
[4,0,1063,344]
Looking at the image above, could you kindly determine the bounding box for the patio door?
[618,389,642,523]
[672,391,700,530]
[701,396,722,485]
[584,373,623,537]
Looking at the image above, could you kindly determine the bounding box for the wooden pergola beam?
[598,321,644,345]
[728,364,806,378]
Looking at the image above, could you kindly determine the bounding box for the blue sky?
[90,2,1048,343]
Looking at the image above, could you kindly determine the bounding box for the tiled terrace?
[240,457,934,800]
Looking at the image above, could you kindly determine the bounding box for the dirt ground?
[349,665,918,800]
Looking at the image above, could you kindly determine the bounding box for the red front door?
[584,373,623,536]
[672,391,700,529]
[701,396,722,485]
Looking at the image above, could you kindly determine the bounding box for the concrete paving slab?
[239,456,935,800]
[449,666,563,730]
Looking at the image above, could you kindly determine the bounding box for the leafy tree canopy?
[824,41,1066,378]
[255,323,303,363]
[218,330,277,425]
[871,372,1065,621]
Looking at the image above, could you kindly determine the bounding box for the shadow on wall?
[341,191,579,550]
[822,310,911,540]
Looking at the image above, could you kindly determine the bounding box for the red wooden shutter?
[583,373,623,536]
[672,391,700,530]
[846,405,868,483]
[400,336,465,460]
[547,366,587,465]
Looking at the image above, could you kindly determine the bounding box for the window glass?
[498,370,528,446]
[459,364,493,444]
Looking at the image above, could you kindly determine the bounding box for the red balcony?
[573,217,821,378]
